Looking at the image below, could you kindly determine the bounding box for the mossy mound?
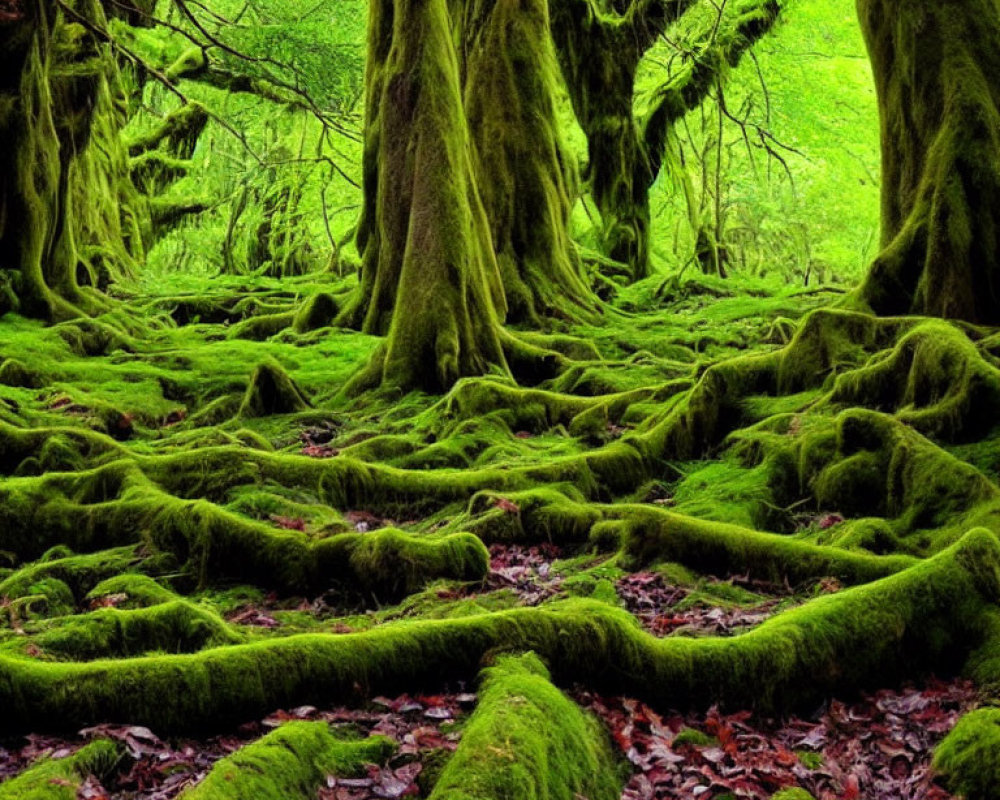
[428,652,622,800]
[933,707,1000,800]
[182,723,395,799]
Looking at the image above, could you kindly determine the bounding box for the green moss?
[770,790,816,800]
[238,359,311,417]
[932,708,1000,800]
[428,652,622,800]
[292,293,339,334]
[0,358,43,388]
[0,740,119,800]
[182,722,395,800]
[673,727,717,747]
[614,505,915,585]
[32,599,242,660]
[0,528,992,733]
[758,408,1000,547]
[0,547,146,606]
[86,573,178,608]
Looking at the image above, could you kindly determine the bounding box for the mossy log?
[428,652,622,800]
[857,0,1000,323]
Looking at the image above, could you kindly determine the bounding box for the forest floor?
[1,272,999,799]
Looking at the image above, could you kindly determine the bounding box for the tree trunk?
[549,0,659,282]
[0,0,147,321]
[460,0,600,325]
[858,0,1000,323]
[348,0,510,392]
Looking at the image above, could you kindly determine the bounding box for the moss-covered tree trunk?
[348,0,511,392]
[460,0,600,325]
[345,0,609,390]
[550,0,781,282]
[548,0,670,281]
[0,0,147,321]
[858,0,1000,323]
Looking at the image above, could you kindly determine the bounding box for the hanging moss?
[428,652,622,800]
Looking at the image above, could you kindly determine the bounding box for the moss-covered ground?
[3,270,1000,797]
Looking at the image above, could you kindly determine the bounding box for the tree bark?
[347,0,510,392]
[0,0,147,321]
[858,0,1000,323]
[460,0,600,325]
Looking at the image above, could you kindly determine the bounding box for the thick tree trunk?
[550,0,780,282]
[858,0,1000,323]
[348,0,510,392]
[345,0,605,390]
[460,0,600,325]
[0,0,146,321]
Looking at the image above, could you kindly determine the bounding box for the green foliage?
[643,0,879,284]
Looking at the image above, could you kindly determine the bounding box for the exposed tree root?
[182,722,395,800]
[4,286,1000,793]
[0,529,995,734]
[428,652,621,800]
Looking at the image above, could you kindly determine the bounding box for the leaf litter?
[0,691,474,800]
[576,677,978,800]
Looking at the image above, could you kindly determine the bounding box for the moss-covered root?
[316,528,489,598]
[0,740,120,800]
[932,708,1000,800]
[181,722,395,800]
[610,506,916,585]
[32,600,243,660]
[428,652,621,800]
[238,359,311,417]
[0,529,996,734]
